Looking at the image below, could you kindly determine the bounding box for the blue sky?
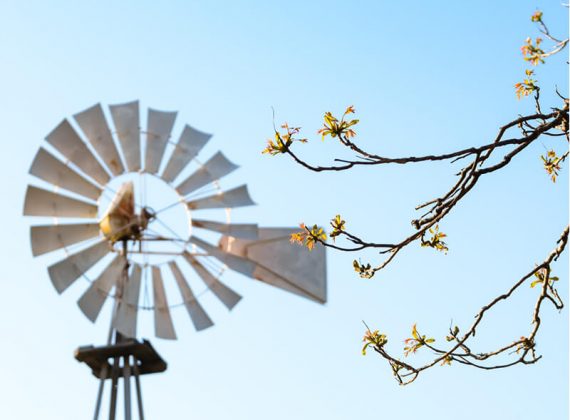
[0,1,567,419]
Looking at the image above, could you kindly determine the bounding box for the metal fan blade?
[24,186,98,218]
[145,108,177,174]
[31,223,100,256]
[191,219,258,240]
[219,228,327,304]
[29,148,102,201]
[186,185,255,210]
[74,103,125,176]
[152,266,177,340]
[109,101,141,172]
[168,261,214,331]
[46,119,110,185]
[78,255,125,322]
[113,264,142,338]
[176,152,239,196]
[189,236,255,278]
[183,252,241,310]
[48,241,110,293]
[161,125,211,183]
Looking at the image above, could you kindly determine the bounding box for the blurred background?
[0,1,567,419]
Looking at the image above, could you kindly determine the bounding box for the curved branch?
[298,103,568,276]
[283,110,562,173]
[367,226,568,385]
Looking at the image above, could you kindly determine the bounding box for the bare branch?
[365,226,568,385]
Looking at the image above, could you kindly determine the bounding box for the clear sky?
[0,1,568,419]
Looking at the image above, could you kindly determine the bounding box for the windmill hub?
[98,173,193,265]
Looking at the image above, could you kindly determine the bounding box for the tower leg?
[109,357,120,420]
[123,356,132,420]
[93,365,108,420]
[133,359,145,420]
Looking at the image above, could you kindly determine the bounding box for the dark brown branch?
[283,110,561,173]
[367,226,568,385]
[297,103,568,275]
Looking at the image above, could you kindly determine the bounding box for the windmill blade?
[161,125,211,183]
[145,108,177,174]
[31,223,100,256]
[219,228,327,304]
[189,236,255,278]
[46,119,110,185]
[77,255,126,322]
[113,264,142,338]
[152,266,177,340]
[74,103,125,176]
[186,185,255,210]
[192,219,258,240]
[29,148,102,201]
[183,252,241,310]
[48,241,110,293]
[168,261,213,331]
[24,186,98,219]
[176,152,239,196]
[110,101,141,172]
[78,255,125,322]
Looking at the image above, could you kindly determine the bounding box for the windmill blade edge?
[186,184,255,210]
[191,219,258,240]
[45,119,110,185]
[77,255,125,323]
[113,264,142,338]
[176,151,239,196]
[31,223,100,256]
[152,266,177,340]
[161,124,212,183]
[183,252,242,310]
[109,100,141,172]
[24,186,99,219]
[74,102,125,176]
[47,241,110,294]
[29,148,102,201]
[169,261,214,331]
[145,108,177,174]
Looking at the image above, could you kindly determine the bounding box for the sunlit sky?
[0,1,568,419]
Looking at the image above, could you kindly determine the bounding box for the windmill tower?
[23,101,327,419]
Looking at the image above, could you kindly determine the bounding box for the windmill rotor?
[23,100,327,342]
[24,100,327,420]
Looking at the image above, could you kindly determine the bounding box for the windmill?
[23,101,326,420]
